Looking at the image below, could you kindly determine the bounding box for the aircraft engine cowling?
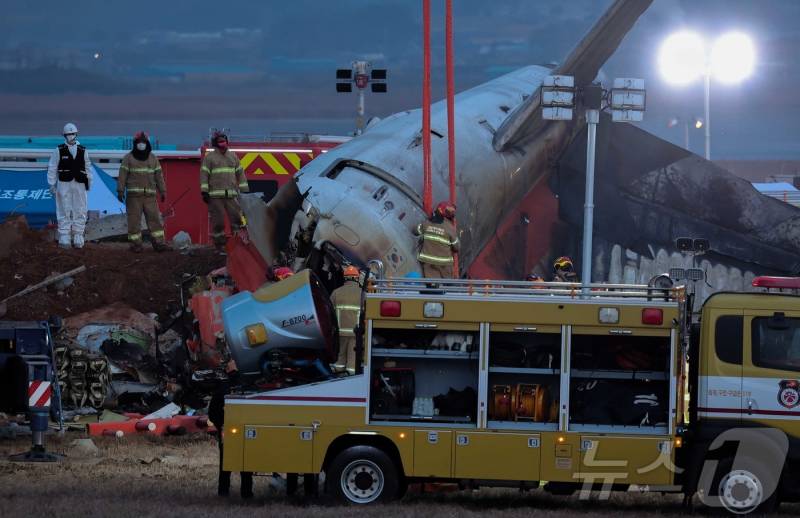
[221,269,338,375]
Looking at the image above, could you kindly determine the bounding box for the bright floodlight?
[658,31,706,85]
[711,32,755,84]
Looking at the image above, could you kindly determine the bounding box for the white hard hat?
[63,122,78,135]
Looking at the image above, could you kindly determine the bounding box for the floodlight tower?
[336,61,388,135]
[659,31,755,160]
[542,75,646,292]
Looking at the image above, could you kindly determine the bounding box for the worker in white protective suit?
[47,123,93,248]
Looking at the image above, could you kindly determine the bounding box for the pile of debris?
[0,216,225,321]
[0,216,233,434]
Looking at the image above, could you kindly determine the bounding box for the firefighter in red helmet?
[274,267,294,281]
[414,201,459,278]
[200,131,250,252]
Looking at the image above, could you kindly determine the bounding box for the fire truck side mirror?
[767,312,790,330]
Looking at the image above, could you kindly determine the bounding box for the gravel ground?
[0,433,797,517]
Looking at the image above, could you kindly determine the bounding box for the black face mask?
[132,139,152,161]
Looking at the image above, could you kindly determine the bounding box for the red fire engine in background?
[156,137,341,245]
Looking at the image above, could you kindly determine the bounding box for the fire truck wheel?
[327,446,399,505]
[710,458,778,515]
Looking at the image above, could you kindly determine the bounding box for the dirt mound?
[0,230,225,321]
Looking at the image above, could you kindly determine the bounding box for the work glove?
[117,191,124,202]
[202,192,210,204]
[161,193,166,203]
[49,185,56,196]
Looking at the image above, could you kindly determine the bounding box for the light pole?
[667,116,703,151]
[336,61,388,135]
[658,31,755,160]
[542,76,645,291]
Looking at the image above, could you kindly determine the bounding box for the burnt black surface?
[553,115,800,274]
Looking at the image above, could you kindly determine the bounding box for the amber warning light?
[642,308,663,325]
[380,300,402,317]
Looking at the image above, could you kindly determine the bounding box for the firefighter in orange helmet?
[414,201,459,278]
[552,256,578,282]
[330,265,362,374]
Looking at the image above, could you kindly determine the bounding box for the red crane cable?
[445,0,456,206]
[445,0,458,277]
[422,0,432,216]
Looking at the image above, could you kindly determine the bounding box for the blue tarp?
[0,166,125,228]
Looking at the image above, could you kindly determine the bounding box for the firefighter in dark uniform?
[208,380,253,499]
[414,201,459,278]
[200,131,250,251]
[117,131,169,252]
[330,265,362,374]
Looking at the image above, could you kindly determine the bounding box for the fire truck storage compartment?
[369,327,479,425]
[487,326,561,430]
[568,329,671,432]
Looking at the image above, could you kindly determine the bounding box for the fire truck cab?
[222,276,800,513]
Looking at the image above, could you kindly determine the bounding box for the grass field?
[0,433,796,517]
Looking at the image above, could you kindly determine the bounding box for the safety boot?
[58,235,71,249]
[73,234,85,249]
[130,242,144,253]
[152,241,170,253]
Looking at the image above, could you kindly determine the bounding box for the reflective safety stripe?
[210,167,236,174]
[418,252,454,264]
[451,237,460,246]
[209,189,238,198]
[211,231,226,238]
[128,167,160,174]
[128,233,142,241]
[422,233,452,246]
[238,182,249,188]
[151,230,165,238]
[336,303,360,333]
[200,183,209,192]
[201,166,210,173]
[126,187,157,194]
[416,223,423,234]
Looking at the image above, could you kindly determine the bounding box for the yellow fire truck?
[222,274,800,514]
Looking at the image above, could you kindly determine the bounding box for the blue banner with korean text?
[0,166,124,228]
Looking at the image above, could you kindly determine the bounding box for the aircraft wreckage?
[240,0,799,304]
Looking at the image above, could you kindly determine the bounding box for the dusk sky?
[0,0,797,159]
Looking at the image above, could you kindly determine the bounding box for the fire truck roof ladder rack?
[370,279,679,301]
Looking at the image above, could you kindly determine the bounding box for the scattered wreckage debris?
[0,265,86,318]
[88,411,214,438]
